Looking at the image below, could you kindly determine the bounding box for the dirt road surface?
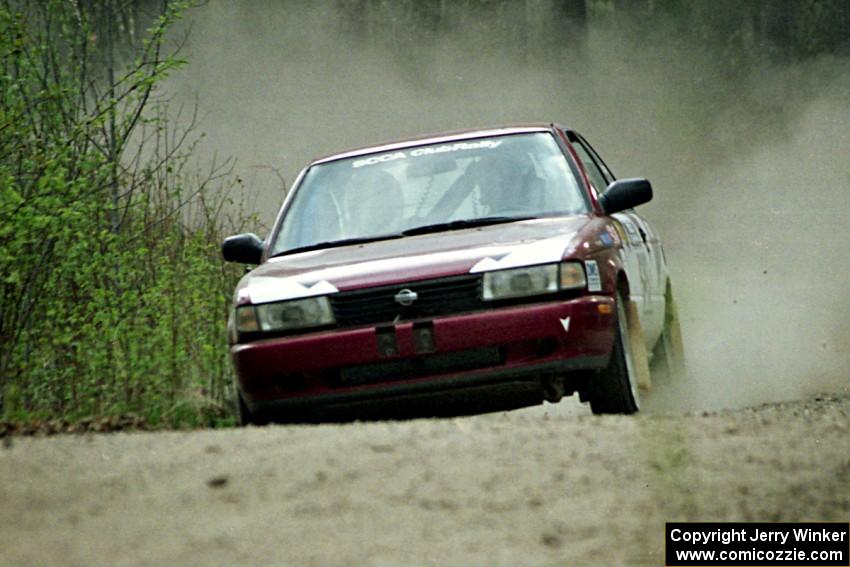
[1,392,848,567]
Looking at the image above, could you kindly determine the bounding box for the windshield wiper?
[271,216,536,257]
[401,216,537,237]
[270,233,404,258]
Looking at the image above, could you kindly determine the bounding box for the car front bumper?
[231,294,616,415]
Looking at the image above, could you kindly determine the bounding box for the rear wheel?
[650,281,686,383]
[588,291,645,414]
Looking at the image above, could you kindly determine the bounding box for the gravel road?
[1,391,848,567]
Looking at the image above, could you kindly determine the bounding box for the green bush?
[0,1,246,427]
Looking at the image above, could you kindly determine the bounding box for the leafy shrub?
[0,1,249,427]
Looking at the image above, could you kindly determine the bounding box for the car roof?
[311,123,564,165]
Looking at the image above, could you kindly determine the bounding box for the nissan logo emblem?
[394,288,418,307]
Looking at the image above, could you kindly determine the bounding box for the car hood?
[237,215,593,305]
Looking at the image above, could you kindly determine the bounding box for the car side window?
[567,132,609,193]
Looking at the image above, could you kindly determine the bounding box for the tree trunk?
[758,0,794,62]
[554,0,587,52]
[526,0,587,61]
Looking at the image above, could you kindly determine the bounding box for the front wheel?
[587,292,647,414]
[235,390,268,426]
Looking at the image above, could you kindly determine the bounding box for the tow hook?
[542,376,565,403]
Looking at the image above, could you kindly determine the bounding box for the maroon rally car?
[222,125,684,424]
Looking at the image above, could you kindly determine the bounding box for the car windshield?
[269,132,588,257]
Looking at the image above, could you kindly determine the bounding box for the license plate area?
[338,347,503,386]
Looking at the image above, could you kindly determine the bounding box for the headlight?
[559,262,587,290]
[482,262,586,301]
[235,305,260,332]
[235,296,335,333]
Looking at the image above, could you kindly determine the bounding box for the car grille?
[329,274,484,327]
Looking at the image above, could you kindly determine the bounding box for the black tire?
[235,391,268,426]
[588,292,640,415]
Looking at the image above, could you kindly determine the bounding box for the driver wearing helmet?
[466,148,544,216]
[341,168,405,235]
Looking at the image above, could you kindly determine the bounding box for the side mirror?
[598,178,653,215]
[222,233,264,264]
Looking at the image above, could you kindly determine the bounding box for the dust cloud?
[166,1,849,411]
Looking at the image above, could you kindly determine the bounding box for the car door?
[620,209,667,344]
[568,131,666,347]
